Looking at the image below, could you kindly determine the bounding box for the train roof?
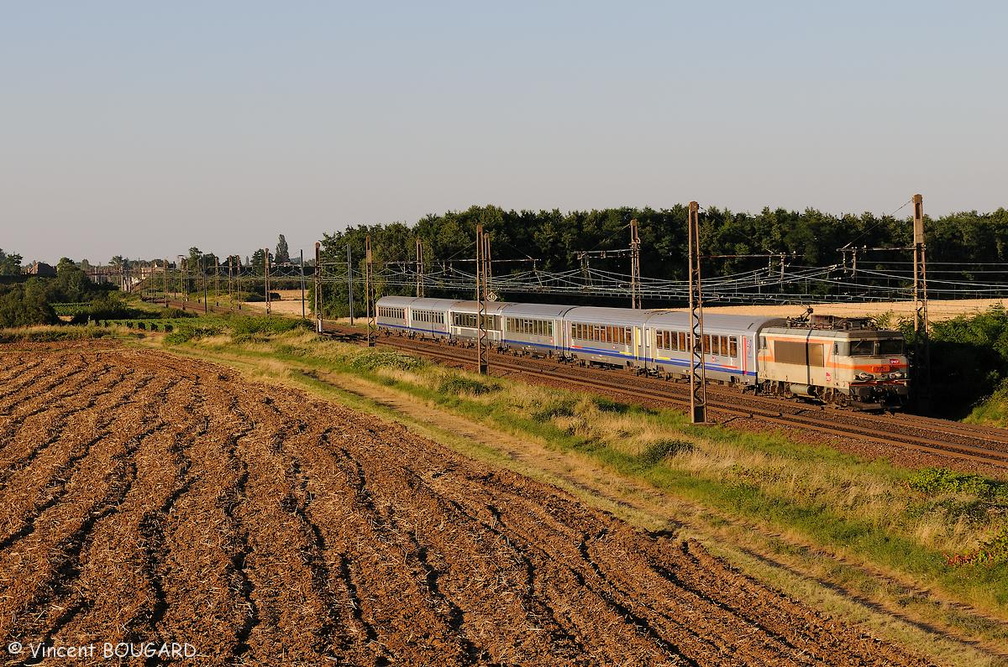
[645,311,787,335]
[500,302,577,318]
[564,306,654,327]
[378,297,460,311]
[446,300,510,315]
[376,296,418,307]
[760,326,904,340]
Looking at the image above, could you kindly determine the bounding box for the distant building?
[23,262,56,277]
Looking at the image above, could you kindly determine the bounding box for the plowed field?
[0,344,925,666]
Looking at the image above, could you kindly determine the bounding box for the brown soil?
[0,343,927,665]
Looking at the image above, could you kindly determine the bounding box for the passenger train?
[376,296,910,408]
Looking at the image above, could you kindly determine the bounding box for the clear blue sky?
[2,1,1005,264]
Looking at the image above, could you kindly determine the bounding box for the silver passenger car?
[500,303,576,355]
[641,311,785,385]
[562,306,647,367]
[446,300,508,345]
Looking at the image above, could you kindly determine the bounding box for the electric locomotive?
[756,313,908,408]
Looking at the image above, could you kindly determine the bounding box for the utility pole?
[912,193,931,412]
[214,256,220,307]
[476,225,488,374]
[314,242,323,333]
[264,247,271,315]
[178,256,185,307]
[630,218,641,309]
[164,258,170,307]
[484,234,494,299]
[416,238,425,298]
[347,245,354,326]
[228,257,234,311]
[688,201,707,424]
[365,236,376,346]
[202,255,208,314]
[300,249,306,320]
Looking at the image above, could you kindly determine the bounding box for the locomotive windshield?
[848,338,904,356]
[849,340,875,356]
[877,338,904,355]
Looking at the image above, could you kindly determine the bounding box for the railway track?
[348,329,1008,470]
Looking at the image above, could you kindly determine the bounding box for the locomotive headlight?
[855,372,874,381]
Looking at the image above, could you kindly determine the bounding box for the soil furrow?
[0,371,152,553]
[3,417,162,644]
[0,354,82,407]
[0,363,125,484]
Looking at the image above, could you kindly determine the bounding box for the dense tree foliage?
[0,282,57,326]
[275,234,290,265]
[0,249,23,276]
[0,257,114,327]
[904,306,1008,417]
[315,204,1008,317]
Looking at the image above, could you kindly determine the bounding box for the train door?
[740,335,748,378]
[827,339,839,389]
[641,328,649,370]
[633,326,641,368]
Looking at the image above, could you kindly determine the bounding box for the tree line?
[316,204,1008,317]
[0,258,116,327]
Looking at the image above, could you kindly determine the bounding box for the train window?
[774,341,807,365]
[878,339,904,355]
[809,343,825,367]
[729,337,738,357]
[850,340,874,356]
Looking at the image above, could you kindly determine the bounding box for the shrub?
[639,439,695,466]
[349,350,426,372]
[437,375,501,396]
[908,468,1006,500]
